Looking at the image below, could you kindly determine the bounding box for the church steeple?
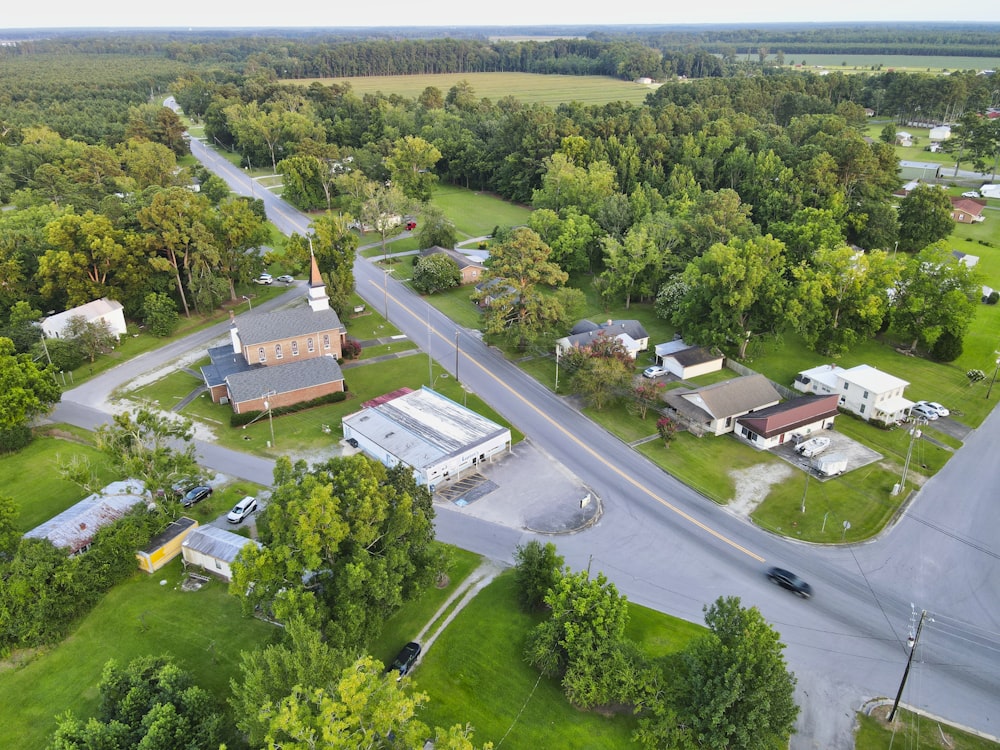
[307,244,330,312]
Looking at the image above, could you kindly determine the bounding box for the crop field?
[288,72,657,106]
[778,54,1000,73]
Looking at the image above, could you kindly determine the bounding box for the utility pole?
[889,609,928,721]
[454,330,460,385]
[800,471,810,513]
[554,346,560,391]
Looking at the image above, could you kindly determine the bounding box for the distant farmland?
[288,72,657,106]
[778,54,999,73]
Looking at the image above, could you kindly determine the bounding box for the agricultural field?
[774,54,1000,74]
[288,72,658,106]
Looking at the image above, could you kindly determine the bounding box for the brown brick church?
[201,255,348,413]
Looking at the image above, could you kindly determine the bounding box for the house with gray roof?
[23,479,148,555]
[419,246,486,285]
[663,374,781,436]
[181,526,262,582]
[653,338,724,379]
[556,319,650,360]
[201,253,347,412]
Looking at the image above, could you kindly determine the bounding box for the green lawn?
[0,557,278,749]
[413,571,702,748]
[123,355,523,459]
[856,707,1000,749]
[1,428,117,532]
[289,72,657,107]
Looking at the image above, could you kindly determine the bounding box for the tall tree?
[0,336,60,450]
[211,196,269,301]
[669,596,799,750]
[789,246,900,356]
[138,187,217,317]
[673,235,789,359]
[473,227,569,350]
[308,213,359,319]
[38,210,134,308]
[599,222,666,309]
[891,242,979,354]
[386,135,442,201]
[231,456,441,652]
[896,184,954,252]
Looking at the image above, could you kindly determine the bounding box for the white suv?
[255,273,273,285]
[227,496,258,523]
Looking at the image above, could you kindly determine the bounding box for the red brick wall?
[243,328,343,365]
[234,380,345,414]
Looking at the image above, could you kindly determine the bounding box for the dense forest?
[1,31,996,340]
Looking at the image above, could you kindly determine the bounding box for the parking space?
[771,431,883,480]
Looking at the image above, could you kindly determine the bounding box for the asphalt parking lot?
[771,430,883,480]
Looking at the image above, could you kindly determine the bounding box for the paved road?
[69,115,998,746]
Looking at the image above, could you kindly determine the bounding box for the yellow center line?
[373,279,765,563]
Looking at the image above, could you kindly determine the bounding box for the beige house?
[181,526,262,582]
[663,374,781,437]
[653,339,725,379]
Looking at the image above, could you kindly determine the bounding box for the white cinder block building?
[342,387,511,491]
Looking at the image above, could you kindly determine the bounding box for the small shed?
[654,339,724,379]
[929,125,951,142]
[181,526,262,582]
[136,517,198,573]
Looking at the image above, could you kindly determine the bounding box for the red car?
[405,221,417,231]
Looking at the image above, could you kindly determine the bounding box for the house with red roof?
[950,197,986,223]
[735,394,840,450]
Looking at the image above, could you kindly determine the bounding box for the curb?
[860,697,1000,743]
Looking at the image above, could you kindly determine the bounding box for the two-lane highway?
[147,126,1000,745]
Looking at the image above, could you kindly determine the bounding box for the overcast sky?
[3,0,1000,30]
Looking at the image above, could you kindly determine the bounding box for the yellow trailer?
[136,517,198,574]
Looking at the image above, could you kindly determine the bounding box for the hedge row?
[230,390,348,427]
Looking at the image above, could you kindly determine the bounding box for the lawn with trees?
[3,27,1000,749]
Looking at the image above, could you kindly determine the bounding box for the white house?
[342,387,511,491]
[662,374,781,437]
[181,526,262,582]
[928,125,952,142]
[793,363,912,423]
[41,298,127,340]
[557,319,650,360]
[653,339,725,379]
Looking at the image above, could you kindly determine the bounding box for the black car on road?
[766,567,813,598]
[387,642,421,680]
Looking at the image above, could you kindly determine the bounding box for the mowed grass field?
[288,72,658,106]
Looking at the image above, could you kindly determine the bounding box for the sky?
[3,0,1000,30]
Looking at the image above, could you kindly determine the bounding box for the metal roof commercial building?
[342,387,512,491]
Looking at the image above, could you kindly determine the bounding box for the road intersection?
[54,117,1000,747]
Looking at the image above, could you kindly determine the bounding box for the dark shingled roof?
[667,346,721,367]
[420,246,486,271]
[226,356,344,405]
[736,394,840,439]
[665,374,780,422]
[235,305,344,348]
[201,344,252,390]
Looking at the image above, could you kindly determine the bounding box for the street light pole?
[242,295,252,311]
[263,399,275,447]
[987,357,1000,399]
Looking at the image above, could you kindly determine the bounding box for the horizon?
[3,0,1000,32]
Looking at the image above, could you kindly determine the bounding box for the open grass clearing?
[0,557,277,749]
[413,571,703,749]
[778,55,1000,74]
[368,546,483,668]
[288,72,657,107]
[2,428,117,532]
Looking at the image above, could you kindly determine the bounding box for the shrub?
[931,330,963,362]
[0,425,32,453]
[229,391,347,427]
[342,338,362,360]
